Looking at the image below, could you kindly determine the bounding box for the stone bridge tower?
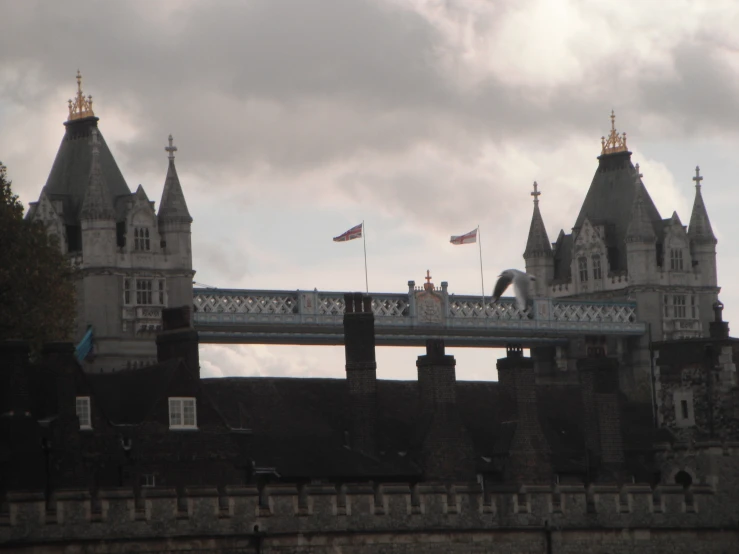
[523,112,720,400]
[27,72,194,371]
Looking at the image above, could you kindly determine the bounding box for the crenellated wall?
[3,471,739,553]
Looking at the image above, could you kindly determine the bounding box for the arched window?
[670,248,684,271]
[134,227,151,251]
[592,255,602,280]
[578,257,588,282]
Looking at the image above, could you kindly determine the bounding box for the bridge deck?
[192,288,645,347]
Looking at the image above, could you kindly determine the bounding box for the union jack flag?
[333,223,363,242]
[450,228,477,245]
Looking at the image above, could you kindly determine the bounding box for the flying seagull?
[492,269,536,311]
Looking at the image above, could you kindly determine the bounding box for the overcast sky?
[3,0,739,381]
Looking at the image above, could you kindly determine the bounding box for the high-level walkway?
[192,281,645,347]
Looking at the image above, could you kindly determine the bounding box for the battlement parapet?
[2,480,735,548]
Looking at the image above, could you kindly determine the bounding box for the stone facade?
[525,116,720,401]
[26,76,194,372]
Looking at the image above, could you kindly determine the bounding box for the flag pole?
[477,225,485,309]
[362,221,369,293]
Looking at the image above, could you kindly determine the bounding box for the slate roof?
[688,185,717,244]
[42,117,131,224]
[158,158,192,224]
[85,360,180,425]
[524,201,553,258]
[200,376,656,480]
[573,151,663,272]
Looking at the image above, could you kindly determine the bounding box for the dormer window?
[76,396,92,429]
[592,255,602,280]
[670,248,684,271]
[134,227,151,251]
[169,397,197,430]
[578,257,588,282]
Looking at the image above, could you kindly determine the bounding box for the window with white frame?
[673,295,687,318]
[592,255,602,280]
[76,396,92,429]
[134,227,151,251]
[141,474,157,487]
[670,248,684,271]
[578,257,588,282]
[169,397,197,429]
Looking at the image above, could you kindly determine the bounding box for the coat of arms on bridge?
[415,270,444,325]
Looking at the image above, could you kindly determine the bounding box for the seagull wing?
[492,271,513,302]
[512,271,531,311]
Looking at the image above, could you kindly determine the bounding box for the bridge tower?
[527,112,721,401]
[27,72,194,372]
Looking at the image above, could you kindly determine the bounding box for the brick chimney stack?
[343,293,378,457]
[416,339,476,481]
[709,301,730,339]
[497,346,552,484]
[156,306,200,378]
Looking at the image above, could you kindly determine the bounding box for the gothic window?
[169,397,197,429]
[592,255,602,280]
[670,248,684,271]
[578,257,588,282]
[134,227,151,251]
[673,295,687,319]
[124,279,131,305]
[76,397,92,429]
[136,279,153,305]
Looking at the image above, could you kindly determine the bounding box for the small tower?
[157,135,194,309]
[625,164,657,285]
[523,181,553,296]
[687,166,718,287]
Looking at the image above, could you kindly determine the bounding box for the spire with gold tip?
[67,70,95,121]
[600,110,628,155]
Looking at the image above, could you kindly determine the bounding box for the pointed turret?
[523,182,553,294]
[625,164,657,284]
[80,129,115,221]
[688,166,717,245]
[687,166,718,288]
[158,135,192,225]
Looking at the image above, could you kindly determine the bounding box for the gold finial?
[531,181,541,204]
[165,134,178,161]
[67,70,95,121]
[424,269,434,291]
[601,110,628,155]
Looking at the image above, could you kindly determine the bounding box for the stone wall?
[3,467,739,553]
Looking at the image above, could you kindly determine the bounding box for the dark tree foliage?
[0,162,77,348]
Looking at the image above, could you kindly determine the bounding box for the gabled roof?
[42,117,131,224]
[574,151,662,271]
